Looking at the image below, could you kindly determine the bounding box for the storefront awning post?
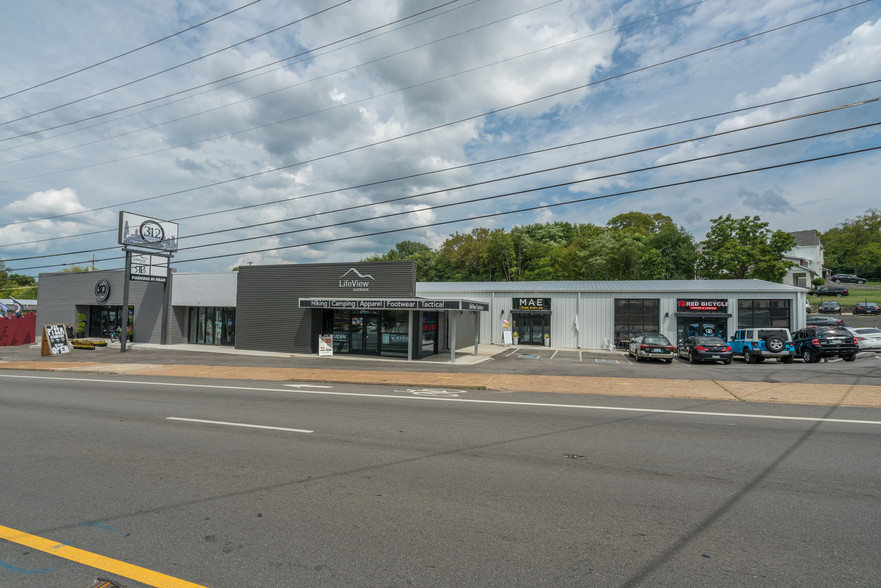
[474,311,479,356]
[407,309,413,361]
[450,312,457,363]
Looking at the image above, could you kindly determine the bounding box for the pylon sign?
[118,211,179,252]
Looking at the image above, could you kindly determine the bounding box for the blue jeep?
[729,328,795,364]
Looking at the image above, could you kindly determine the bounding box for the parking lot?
[484,345,881,386]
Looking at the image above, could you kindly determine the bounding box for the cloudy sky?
[1,0,879,277]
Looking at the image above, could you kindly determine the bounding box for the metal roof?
[417,279,806,294]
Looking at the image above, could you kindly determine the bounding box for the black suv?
[809,285,849,297]
[831,274,867,284]
[792,326,859,363]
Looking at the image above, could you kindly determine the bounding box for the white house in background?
[783,230,824,287]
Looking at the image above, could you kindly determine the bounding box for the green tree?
[822,209,881,279]
[362,240,438,281]
[1,261,38,298]
[697,214,796,281]
[606,212,697,279]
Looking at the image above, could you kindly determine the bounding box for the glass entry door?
[677,317,728,344]
[351,311,380,354]
[516,313,550,345]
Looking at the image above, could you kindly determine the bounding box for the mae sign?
[119,211,179,252]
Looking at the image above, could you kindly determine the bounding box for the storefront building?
[37,265,807,356]
[417,279,807,350]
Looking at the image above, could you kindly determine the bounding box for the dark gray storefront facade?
[37,261,483,359]
[36,269,168,343]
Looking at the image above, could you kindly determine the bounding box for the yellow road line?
[0,524,206,588]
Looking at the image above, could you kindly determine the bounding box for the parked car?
[845,327,881,351]
[805,300,812,313]
[678,336,733,364]
[831,274,867,284]
[853,301,881,315]
[792,326,859,363]
[629,333,675,363]
[818,301,842,314]
[728,328,795,364]
[806,315,845,326]
[809,285,849,297]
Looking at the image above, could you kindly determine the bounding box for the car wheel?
[746,352,757,364]
[836,293,843,297]
[802,348,817,363]
[781,356,794,364]
[842,354,856,362]
[723,359,732,365]
[689,351,696,364]
[665,358,672,364]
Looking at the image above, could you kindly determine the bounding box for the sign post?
[118,212,179,353]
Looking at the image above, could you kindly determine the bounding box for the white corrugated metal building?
[418,279,807,350]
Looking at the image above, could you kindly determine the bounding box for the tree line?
[364,209,881,283]
[2,209,878,297]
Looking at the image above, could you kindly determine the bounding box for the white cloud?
[0,1,878,274]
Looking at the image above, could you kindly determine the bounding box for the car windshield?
[643,336,669,345]
[694,337,725,345]
[854,328,881,335]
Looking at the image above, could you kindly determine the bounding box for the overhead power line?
[0,2,869,230]
[5,124,878,267]
[0,0,705,158]
[0,0,465,137]
[0,0,265,101]
[11,144,877,273]
[0,84,876,250]
[0,0,354,129]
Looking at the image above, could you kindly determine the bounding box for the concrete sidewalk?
[2,342,881,408]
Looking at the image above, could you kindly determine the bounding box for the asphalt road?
[3,342,881,387]
[2,372,880,587]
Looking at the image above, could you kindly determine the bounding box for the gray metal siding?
[236,261,417,353]
[37,270,166,344]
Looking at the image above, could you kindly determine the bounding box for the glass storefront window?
[738,299,791,329]
[321,309,415,357]
[422,312,438,355]
[89,306,133,338]
[381,311,409,357]
[614,299,660,348]
[188,307,235,345]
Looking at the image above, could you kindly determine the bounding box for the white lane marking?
[284,384,333,388]
[3,373,881,426]
[167,417,313,433]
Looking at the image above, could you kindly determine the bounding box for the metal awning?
[298,298,488,312]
